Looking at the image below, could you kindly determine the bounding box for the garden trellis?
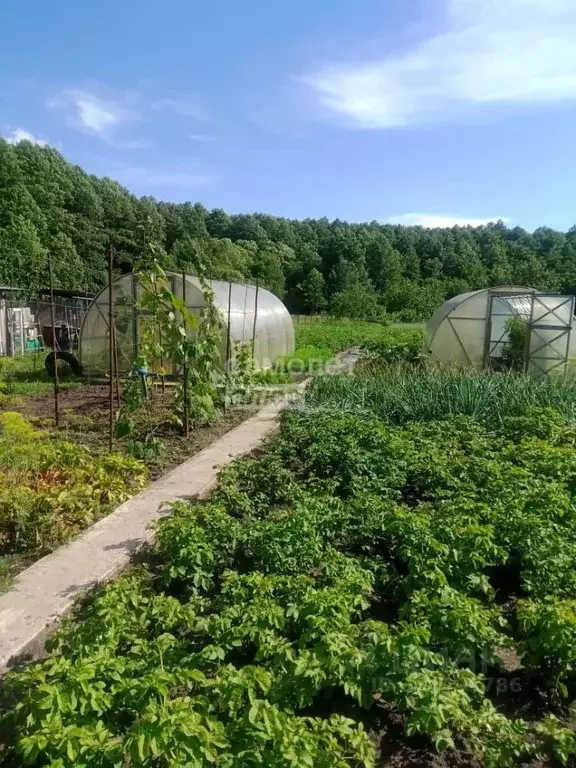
[79,272,295,377]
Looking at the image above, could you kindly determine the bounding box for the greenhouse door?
[484,292,533,369]
[526,295,575,376]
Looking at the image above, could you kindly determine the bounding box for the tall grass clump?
[302,366,576,426]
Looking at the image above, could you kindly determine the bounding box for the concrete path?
[0,350,359,672]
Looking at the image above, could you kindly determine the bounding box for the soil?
[305,691,558,767]
[9,383,111,419]
[3,384,262,479]
[373,703,482,768]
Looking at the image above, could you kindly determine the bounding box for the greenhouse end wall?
[79,273,295,376]
[426,286,537,368]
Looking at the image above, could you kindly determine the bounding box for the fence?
[0,288,92,360]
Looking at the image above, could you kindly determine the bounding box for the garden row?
[0,319,404,589]
[4,349,576,766]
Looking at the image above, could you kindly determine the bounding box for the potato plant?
[4,395,576,766]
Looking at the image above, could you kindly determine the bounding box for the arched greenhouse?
[426,286,576,375]
[79,273,294,376]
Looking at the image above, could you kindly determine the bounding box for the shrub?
[361,327,425,365]
[502,316,529,371]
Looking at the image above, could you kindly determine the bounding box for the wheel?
[45,351,82,379]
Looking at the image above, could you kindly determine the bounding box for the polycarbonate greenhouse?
[79,273,294,376]
[426,285,576,376]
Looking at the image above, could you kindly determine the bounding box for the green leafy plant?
[502,316,529,372]
[225,341,257,405]
[116,244,226,449]
[361,327,425,365]
[173,273,225,427]
[0,412,146,555]
[517,597,576,698]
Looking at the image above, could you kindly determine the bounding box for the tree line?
[2,137,576,321]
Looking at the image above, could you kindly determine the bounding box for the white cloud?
[152,97,212,122]
[384,213,510,228]
[5,127,50,146]
[49,89,142,143]
[304,0,576,127]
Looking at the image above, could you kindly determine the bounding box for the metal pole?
[251,278,259,355]
[524,294,536,375]
[19,311,24,355]
[113,327,121,408]
[482,292,494,369]
[4,300,10,357]
[182,271,189,438]
[226,281,232,368]
[108,245,115,452]
[224,281,233,414]
[48,254,60,427]
[10,313,15,358]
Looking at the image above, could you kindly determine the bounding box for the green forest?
[2,137,576,321]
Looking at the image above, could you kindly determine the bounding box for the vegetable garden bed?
[4,363,576,766]
[0,317,404,592]
[0,388,261,590]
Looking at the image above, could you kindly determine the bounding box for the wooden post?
[182,271,189,438]
[131,273,138,364]
[108,244,115,452]
[48,254,60,427]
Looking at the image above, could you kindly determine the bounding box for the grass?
[274,346,333,375]
[251,320,408,382]
[0,351,84,399]
[0,553,35,593]
[302,364,576,426]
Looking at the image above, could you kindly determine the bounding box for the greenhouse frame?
[426,285,576,376]
[79,272,295,376]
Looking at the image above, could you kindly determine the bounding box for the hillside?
[2,137,576,321]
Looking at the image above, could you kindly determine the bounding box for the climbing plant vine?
[115,245,227,457]
[172,271,225,429]
[225,341,257,406]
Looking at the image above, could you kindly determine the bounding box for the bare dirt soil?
[5,384,261,479]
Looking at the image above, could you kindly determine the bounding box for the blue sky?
[2,0,576,231]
